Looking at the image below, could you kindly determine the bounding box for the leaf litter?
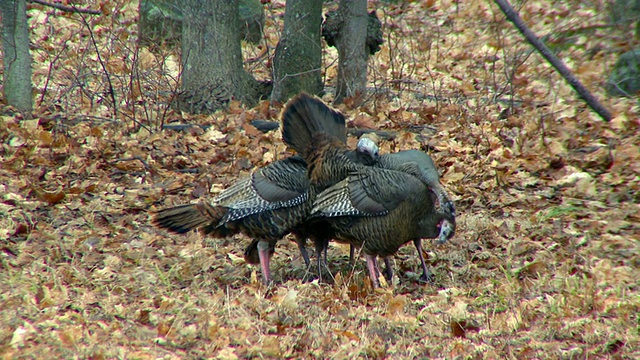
[0,0,638,358]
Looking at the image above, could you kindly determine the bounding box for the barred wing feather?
[311,168,424,218]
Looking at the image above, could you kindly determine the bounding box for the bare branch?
[494,0,612,122]
[28,0,101,15]
[77,11,119,120]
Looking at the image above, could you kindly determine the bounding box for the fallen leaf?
[334,329,360,342]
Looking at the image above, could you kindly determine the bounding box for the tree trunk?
[1,0,33,112]
[272,0,323,102]
[138,0,265,47]
[178,0,268,114]
[334,0,367,105]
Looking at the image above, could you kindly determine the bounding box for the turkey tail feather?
[153,202,226,235]
[281,93,346,159]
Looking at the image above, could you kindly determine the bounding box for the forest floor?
[1,0,638,359]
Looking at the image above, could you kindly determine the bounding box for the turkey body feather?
[154,93,380,285]
[281,100,455,288]
[353,141,457,282]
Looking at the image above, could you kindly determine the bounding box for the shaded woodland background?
[0,0,638,358]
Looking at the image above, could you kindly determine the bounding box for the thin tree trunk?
[494,0,612,122]
[1,0,33,112]
[334,0,367,105]
[272,0,323,102]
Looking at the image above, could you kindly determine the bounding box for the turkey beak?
[437,219,454,244]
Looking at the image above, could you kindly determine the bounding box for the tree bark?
[1,0,33,112]
[138,0,264,47]
[494,0,612,122]
[272,0,323,102]
[178,0,268,114]
[334,0,368,105]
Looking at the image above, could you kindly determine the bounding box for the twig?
[494,0,612,122]
[77,12,118,119]
[128,43,141,130]
[38,39,68,107]
[70,115,119,124]
[109,170,146,177]
[28,0,101,15]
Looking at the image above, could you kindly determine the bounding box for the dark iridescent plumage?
[153,155,313,283]
[281,103,455,288]
[309,163,454,287]
[356,143,457,281]
[153,93,379,285]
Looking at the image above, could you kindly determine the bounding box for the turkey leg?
[257,240,272,285]
[413,239,433,282]
[364,253,381,288]
[294,236,311,267]
[382,257,394,281]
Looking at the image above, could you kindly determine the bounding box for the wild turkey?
[356,138,456,282]
[281,101,455,288]
[153,93,379,285]
[309,163,455,288]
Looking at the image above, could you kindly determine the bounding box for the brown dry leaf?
[446,171,465,183]
[21,118,40,133]
[386,294,406,317]
[126,351,155,360]
[573,177,597,197]
[32,184,66,205]
[280,289,298,310]
[613,143,640,173]
[35,285,48,307]
[10,323,35,348]
[203,127,226,142]
[2,2,638,359]
[514,261,547,279]
[227,252,245,266]
[138,47,157,69]
[450,320,467,338]
[242,123,261,137]
[59,326,83,347]
[546,139,566,156]
[609,113,628,131]
[137,309,152,325]
[334,329,360,342]
[228,100,244,114]
[352,113,376,129]
[255,99,271,118]
[192,179,210,198]
[157,322,170,337]
[38,130,53,146]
